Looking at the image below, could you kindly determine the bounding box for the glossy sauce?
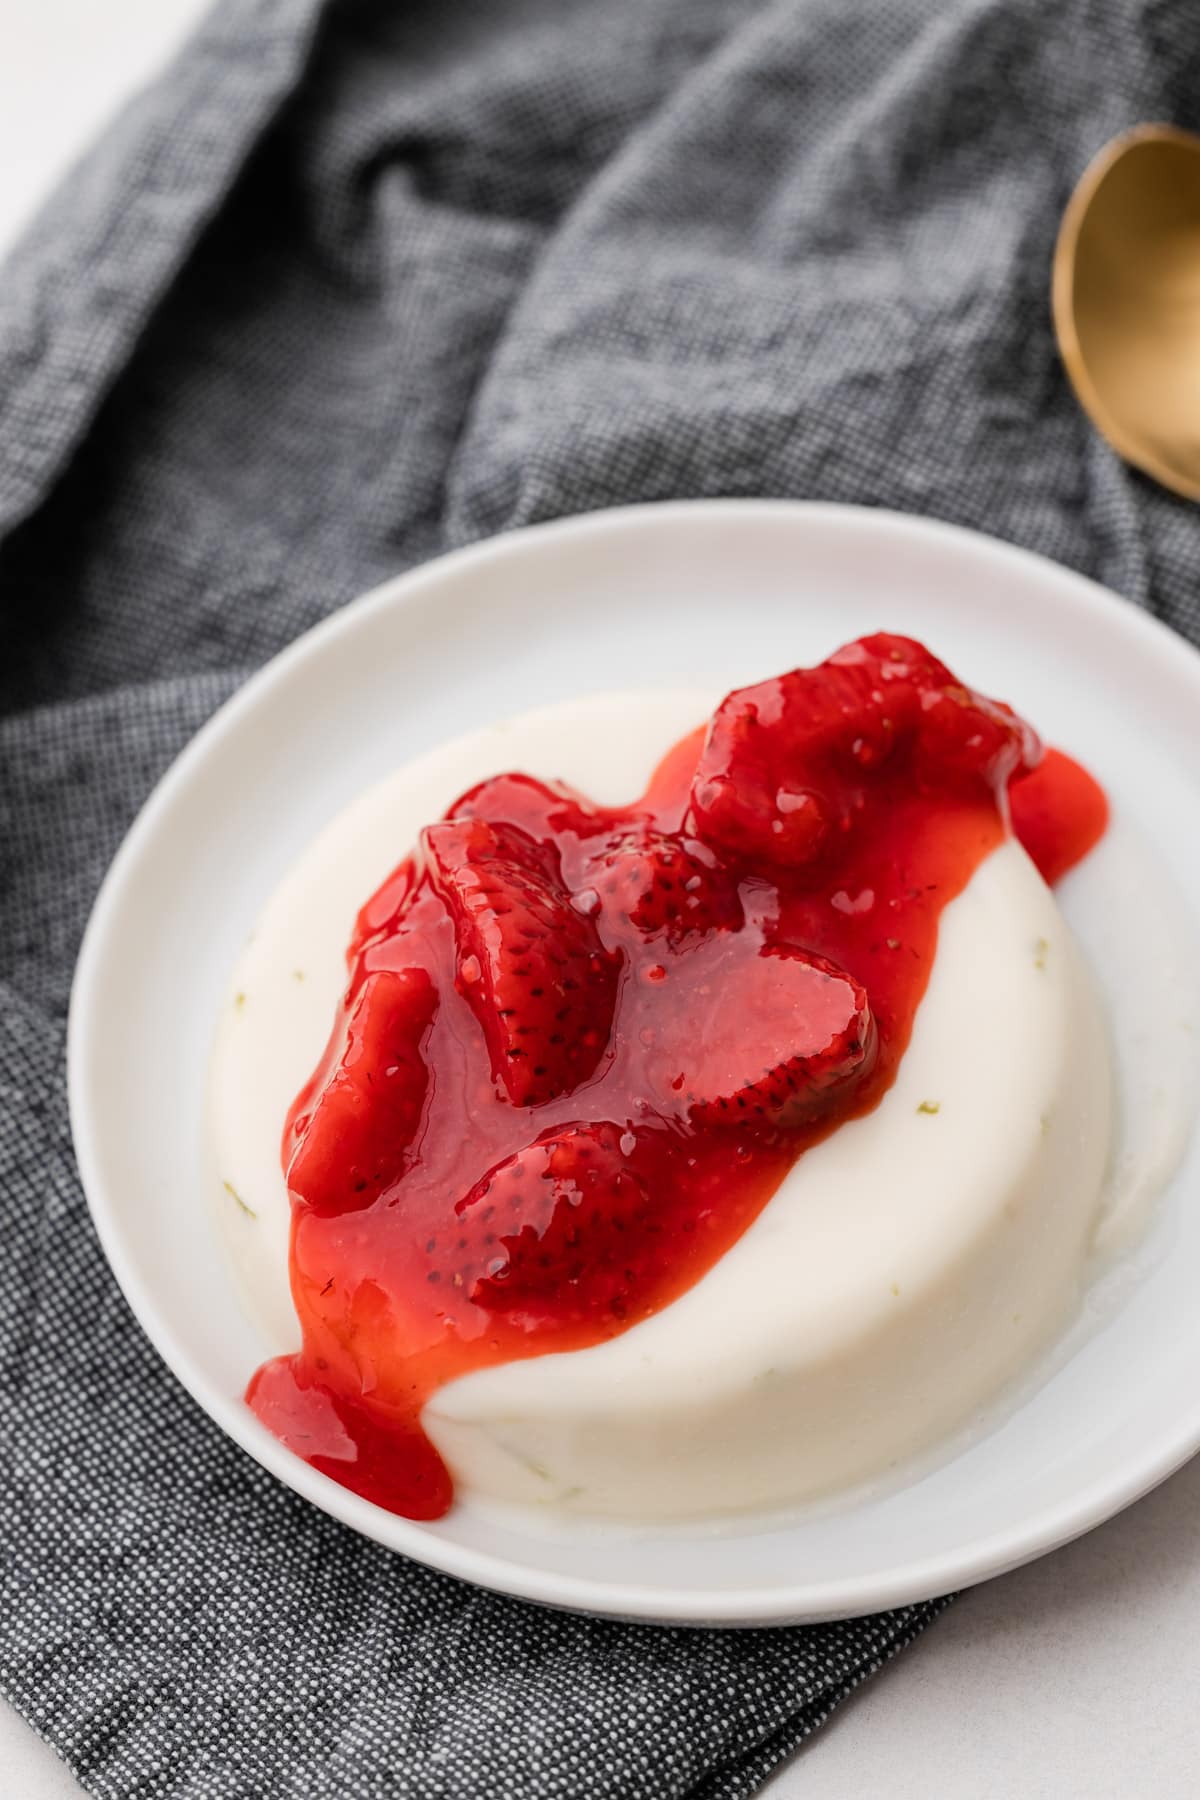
[247,638,1107,1518]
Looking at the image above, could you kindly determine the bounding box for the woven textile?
[2,2,1198,1794]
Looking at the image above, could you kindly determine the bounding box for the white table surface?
[2,4,1197,1796]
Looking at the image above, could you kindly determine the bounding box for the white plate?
[69,501,1200,1625]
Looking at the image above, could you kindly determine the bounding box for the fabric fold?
[0,0,328,537]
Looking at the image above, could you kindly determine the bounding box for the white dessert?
[210,691,1114,1521]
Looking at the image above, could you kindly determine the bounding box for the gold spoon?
[1053,123,1200,501]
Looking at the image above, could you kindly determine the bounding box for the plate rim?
[68,497,1200,1625]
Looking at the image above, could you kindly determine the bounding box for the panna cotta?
[210,636,1114,1523]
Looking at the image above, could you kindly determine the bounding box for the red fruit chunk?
[287,967,436,1216]
[353,856,417,952]
[689,692,833,868]
[830,635,1039,793]
[422,816,619,1107]
[689,632,1039,869]
[459,1123,664,1329]
[587,829,742,943]
[448,771,601,839]
[648,948,875,1127]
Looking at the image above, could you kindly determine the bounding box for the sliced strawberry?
[457,1123,666,1329]
[352,854,417,952]
[687,662,896,868]
[586,829,742,943]
[646,947,875,1127]
[287,967,437,1216]
[422,817,619,1108]
[689,634,1038,868]
[447,771,602,840]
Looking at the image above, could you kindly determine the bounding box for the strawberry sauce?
[247,635,1107,1519]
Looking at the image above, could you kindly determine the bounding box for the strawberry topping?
[286,967,436,1216]
[689,632,1040,868]
[249,634,1107,1522]
[459,1122,659,1328]
[645,948,875,1127]
[588,828,742,943]
[422,816,619,1108]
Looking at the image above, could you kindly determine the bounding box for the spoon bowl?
[1054,124,1200,501]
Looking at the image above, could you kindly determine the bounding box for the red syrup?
[246,634,1108,1518]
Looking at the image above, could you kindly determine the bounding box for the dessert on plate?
[210,633,1115,1523]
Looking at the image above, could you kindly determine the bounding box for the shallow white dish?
[69,500,1200,1625]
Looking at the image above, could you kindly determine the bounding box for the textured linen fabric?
[2,0,1199,1795]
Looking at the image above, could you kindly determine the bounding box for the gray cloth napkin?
[2,1,1198,1795]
